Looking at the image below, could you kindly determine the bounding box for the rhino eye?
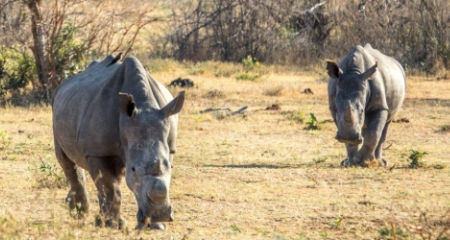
[131,167,136,172]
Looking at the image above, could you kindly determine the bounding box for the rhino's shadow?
[203,163,340,169]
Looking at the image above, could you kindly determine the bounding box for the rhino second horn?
[150,159,164,176]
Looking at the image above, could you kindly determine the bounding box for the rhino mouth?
[151,206,174,222]
[136,203,174,229]
[335,135,363,144]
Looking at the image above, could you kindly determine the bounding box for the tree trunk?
[26,0,49,97]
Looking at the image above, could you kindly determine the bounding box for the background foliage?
[1,0,450,103]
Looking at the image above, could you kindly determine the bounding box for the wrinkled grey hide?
[52,55,184,230]
[326,44,405,167]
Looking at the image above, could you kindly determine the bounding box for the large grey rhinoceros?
[326,44,405,167]
[52,55,184,230]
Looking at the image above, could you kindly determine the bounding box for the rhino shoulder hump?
[364,43,373,49]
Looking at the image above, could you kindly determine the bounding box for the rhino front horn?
[344,101,354,123]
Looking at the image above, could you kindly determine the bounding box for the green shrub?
[378,226,411,239]
[0,47,36,96]
[304,113,324,130]
[0,129,12,150]
[235,72,262,81]
[408,149,428,168]
[313,156,328,165]
[53,22,89,80]
[29,160,68,189]
[242,55,260,71]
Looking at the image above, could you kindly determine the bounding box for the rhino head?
[118,91,184,229]
[327,61,377,144]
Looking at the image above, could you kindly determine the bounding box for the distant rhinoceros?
[326,44,406,167]
[52,55,184,229]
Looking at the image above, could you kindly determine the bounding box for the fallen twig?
[231,106,248,115]
[199,107,231,113]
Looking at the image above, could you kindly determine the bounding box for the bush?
[165,0,450,74]
[0,129,12,150]
[408,149,428,168]
[304,113,324,130]
[378,226,411,239]
[235,72,263,81]
[0,48,36,97]
[53,22,89,80]
[29,160,68,189]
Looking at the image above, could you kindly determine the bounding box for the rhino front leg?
[87,157,125,229]
[341,143,359,167]
[55,140,89,218]
[357,110,388,167]
[374,121,391,166]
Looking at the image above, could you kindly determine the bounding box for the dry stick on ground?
[199,107,231,113]
[199,106,248,115]
[230,106,248,115]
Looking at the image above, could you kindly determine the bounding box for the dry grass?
[1,68,450,239]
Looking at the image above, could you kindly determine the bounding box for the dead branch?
[199,107,231,113]
[199,106,248,115]
[306,1,326,14]
[230,106,248,115]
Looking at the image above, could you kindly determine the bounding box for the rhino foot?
[341,158,387,168]
[360,160,377,168]
[95,216,126,229]
[340,158,351,167]
[135,219,167,231]
[340,158,359,167]
[360,158,387,168]
[150,222,167,230]
[135,218,148,230]
[66,193,89,219]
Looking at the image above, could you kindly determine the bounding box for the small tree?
[0,0,164,100]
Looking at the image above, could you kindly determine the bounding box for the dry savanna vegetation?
[1,0,450,239]
[1,60,450,239]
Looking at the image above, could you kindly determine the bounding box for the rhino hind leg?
[55,141,89,218]
[87,157,125,229]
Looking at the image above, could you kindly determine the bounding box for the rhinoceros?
[326,44,406,167]
[52,55,184,229]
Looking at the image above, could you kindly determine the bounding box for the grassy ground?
[1,63,450,239]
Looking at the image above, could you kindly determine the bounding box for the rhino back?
[52,56,124,168]
[363,45,406,119]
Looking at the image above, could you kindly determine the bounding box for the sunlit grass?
[1,69,450,239]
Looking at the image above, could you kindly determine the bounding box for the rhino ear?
[119,92,137,117]
[161,91,185,118]
[326,60,342,80]
[360,62,377,81]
